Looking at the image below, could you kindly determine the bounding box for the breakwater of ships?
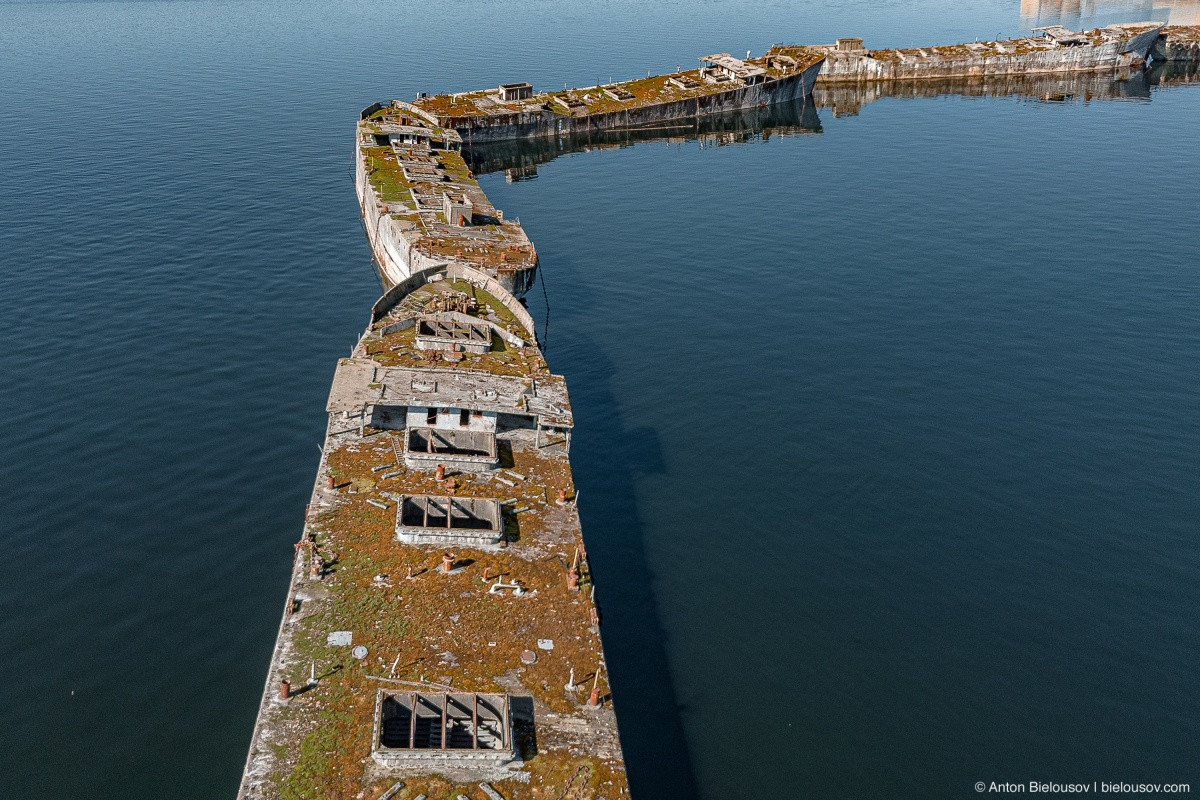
[238,24,1200,800]
[400,24,1196,144]
[355,24,1196,298]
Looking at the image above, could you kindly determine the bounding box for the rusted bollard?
[569,548,582,590]
[441,552,455,573]
[587,665,602,707]
[435,464,446,481]
[557,488,567,504]
[326,475,335,490]
[482,566,492,582]
[406,564,414,580]
[446,478,457,495]
[280,680,291,700]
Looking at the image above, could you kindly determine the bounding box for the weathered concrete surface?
[426,59,824,144]
[368,263,538,339]
[1152,26,1200,62]
[239,268,626,799]
[355,149,539,297]
[811,24,1163,83]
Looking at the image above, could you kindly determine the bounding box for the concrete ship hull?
[443,60,824,144]
[1152,26,1200,63]
[816,26,1163,83]
[238,264,629,796]
[355,58,824,293]
[355,147,538,297]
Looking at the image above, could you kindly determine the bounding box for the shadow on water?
[463,60,1200,797]
[563,340,700,800]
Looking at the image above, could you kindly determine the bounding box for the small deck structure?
[497,82,533,102]
[699,53,768,84]
[443,191,473,226]
[553,93,587,110]
[385,124,463,151]
[601,85,636,101]
[1034,25,1091,46]
[415,315,493,354]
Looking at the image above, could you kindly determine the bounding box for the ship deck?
[364,279,539,378]
[805,22,1164,62]
[410,51,825,123]
[357,121,538,276]
[240,273,627,799]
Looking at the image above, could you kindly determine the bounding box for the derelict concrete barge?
[401,49,827,143]
[801,23,1164,83]
[238,272,629,797]
[354,48,825,294]
[243,68,631,795]
[1153,26,1200,63]
[355,119,539,297]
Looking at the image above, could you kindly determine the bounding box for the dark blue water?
[2,1,1198,797]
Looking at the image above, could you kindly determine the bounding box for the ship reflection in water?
[815,60,1199,116]
[463,102,823,179]
[463,63,1199,177]
[1021,0,1200,28]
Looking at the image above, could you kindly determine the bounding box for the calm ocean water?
[2,0,1198,797]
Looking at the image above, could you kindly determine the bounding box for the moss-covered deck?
[357,129,538,275]
[409,50,825,121]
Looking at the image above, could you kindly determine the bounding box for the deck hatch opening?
[602,85,636,101]
[396,495,504,545]
[415,317,493,354]
[405,427,497,459]
[375,691,514,765]
[417,319,490,342]
[552,94,587,110]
